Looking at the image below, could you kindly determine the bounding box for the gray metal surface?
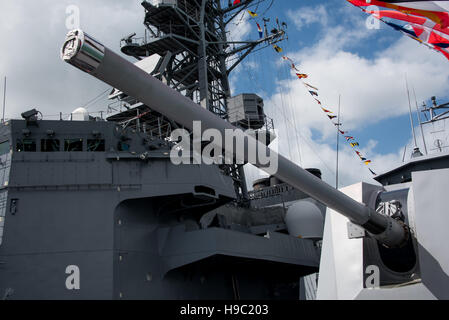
[0,117,320,299]
[159,226,320,275]
[375,151,449,185]
[317,166,449,299]
[412,168,449,299]
[227,94,265,129]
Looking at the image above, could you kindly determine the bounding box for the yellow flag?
[248,10,258,18]
[273,45,283,53]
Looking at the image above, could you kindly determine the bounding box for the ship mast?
[121,0,286,115]
[420,96,449,153]
[118,0,287,201]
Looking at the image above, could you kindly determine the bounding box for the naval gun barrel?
[61,29,408,248]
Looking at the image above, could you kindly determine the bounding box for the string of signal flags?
[237,1,376,175]
[230,1,263,19]
[278,55,377,176]
[277,54,377,176]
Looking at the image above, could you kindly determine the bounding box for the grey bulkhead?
[0,120,319,299]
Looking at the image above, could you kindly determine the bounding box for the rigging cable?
[260,0,274,17]
[274,51,294,161]
[82,88,110,110]
[246,48,335,177]
[280,39,303,165]
[226,16,336,177]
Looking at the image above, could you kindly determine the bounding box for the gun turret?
[61,29,408,248]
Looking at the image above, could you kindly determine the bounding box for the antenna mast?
[405,76,422,158]
[412,87,428,155]
[120,0,286,116]
[116,0,287,202]
[336,94,341,189]
[419,96,449,154]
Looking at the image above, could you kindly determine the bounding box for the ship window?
[41,139,60,152]
[87,139,105,152]
[0,141,10,155]
[64,139,83,152]
[16,139,36,152]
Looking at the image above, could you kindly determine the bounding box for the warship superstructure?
[316,97,449,300]
[0,0,324,300]
[1,0,449,301]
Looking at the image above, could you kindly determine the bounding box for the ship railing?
[121,26,194,50]
[23,111,108,121]
[107,99,132,115]
[144,0,200,21]
[430,144,449,152]
[120,36,146,50]
[122,21,198,48]
[105,101,174,139]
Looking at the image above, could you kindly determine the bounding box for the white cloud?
[287,5,328,31]
[282,25,449,134]
[228,10,252,42]
[0,0,144,119]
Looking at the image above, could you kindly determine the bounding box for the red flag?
[410,25,449,60]
[257,23,263,39]
[429,29,449,45]
[347,0,449,28]
[233,0,241,5]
